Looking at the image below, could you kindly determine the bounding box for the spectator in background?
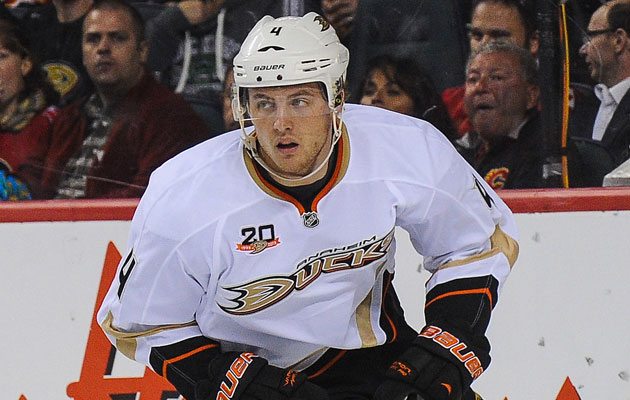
[357,54,457,140]
[572,0,630,186]
[345,0,469,100]
[145,0,322,138]
[467,0,538,55]
[30,0,209,199]
[20,0,94,106]
[0,18,59,201]
[456,40,546,189]
[320,0,358,47]
[442,0,538,138]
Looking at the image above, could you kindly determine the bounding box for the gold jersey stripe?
[437,225,519,271]
[100,311,196,361]
[356,261,388,348]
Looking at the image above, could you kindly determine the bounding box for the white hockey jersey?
[98,103,518,372]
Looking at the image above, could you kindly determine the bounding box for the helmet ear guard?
[231,85,246,124]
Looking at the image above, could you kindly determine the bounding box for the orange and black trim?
[149,336,220,400]
[424,275,499,336]
[378,271,417,345]
[243,124,350,220]
[305,349,348,379]
[380,272,398,342]
[303,271,416,383]
[303,340,415,397]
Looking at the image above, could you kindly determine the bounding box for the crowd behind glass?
[0,0,627,201]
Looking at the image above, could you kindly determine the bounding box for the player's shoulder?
[151,129,242,183]
[344,103,449,142]
[136,129,246,225]
[343,103,458,170]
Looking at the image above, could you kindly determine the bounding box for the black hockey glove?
[195,352,329,400]
[373,323,490,400]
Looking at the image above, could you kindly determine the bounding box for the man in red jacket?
[31,0,210,199]
[442,0,538,138]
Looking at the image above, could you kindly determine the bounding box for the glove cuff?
[214,352,265,397]
[199,352,318,400]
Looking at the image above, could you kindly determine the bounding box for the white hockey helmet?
[232,12,350,118]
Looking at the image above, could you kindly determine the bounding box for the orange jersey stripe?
[424,288,494,311]
[253,167,306,214]
[162,343,219,379]
[307,350,347,379]
[381,273,398,343]
[312,137,345,210]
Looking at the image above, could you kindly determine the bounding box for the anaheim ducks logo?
[237,239,280,254]
[484,168,509,189]
[313,15,330,31]
[219,228,395,315]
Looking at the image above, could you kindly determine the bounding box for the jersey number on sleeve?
[474,176,494,209]
[117,249,136,299]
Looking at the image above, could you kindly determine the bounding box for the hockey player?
[98,12,518,400]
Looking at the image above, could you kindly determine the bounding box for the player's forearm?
[149,335,221,400]
[424,274,499,337]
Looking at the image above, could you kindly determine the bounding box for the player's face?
[248,83,333,179]
[469,2,534,54]
[464,51,539,142]
[0,45,29,113]
[360,67,414,116]
[82,7,147,93]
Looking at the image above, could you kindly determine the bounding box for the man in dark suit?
[573,0,630,186]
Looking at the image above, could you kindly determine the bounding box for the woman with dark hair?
[357,54,457,140]
[0,18,59,200]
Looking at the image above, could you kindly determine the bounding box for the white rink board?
[0,221,133,400]
[2,211,630,399]
[393,211,630,400]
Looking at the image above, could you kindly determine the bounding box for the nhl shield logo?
[302,211,319,228]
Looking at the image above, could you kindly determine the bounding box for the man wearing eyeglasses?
[571,1,630,186]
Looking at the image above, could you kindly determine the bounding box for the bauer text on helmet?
[232,12,350,112]
[232,12,350,185]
